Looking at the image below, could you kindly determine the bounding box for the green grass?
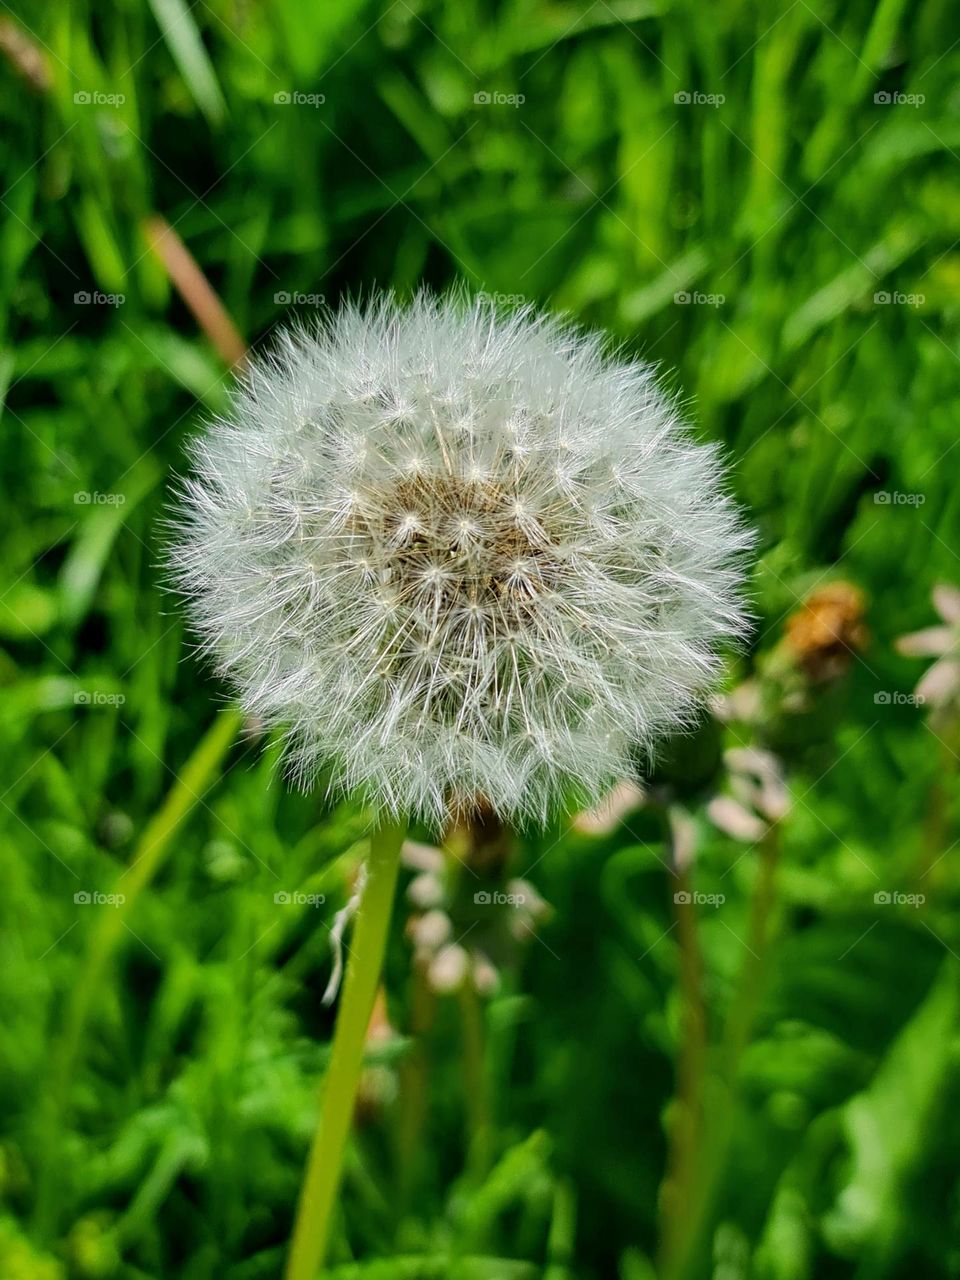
[1,0,959,1276]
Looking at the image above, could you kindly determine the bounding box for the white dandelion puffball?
[171,293,751,826]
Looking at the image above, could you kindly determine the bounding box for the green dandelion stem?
[285,814,407,1280]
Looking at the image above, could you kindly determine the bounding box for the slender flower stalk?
[658,808,708,1273]
[663,752,787,1280]
[285,816,406,1280]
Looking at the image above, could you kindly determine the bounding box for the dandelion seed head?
[170,292,752,827]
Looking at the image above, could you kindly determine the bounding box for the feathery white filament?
[170,293,751,826]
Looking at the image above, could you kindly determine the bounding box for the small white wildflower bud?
[428,943,469,993]
[724,747,790,823]
[472,952,500,997]
[407,871,445,911]
[573,780,646,835]
[170,293,751,827]
[408,908,452,952]
[401,840,446,874]
[706,795,767,843]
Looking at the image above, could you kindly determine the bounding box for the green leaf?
[146,0,227,126]
[822,961,960,1259]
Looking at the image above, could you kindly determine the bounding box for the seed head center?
[362,472,557,612]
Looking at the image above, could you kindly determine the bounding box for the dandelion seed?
[170,292,752,827]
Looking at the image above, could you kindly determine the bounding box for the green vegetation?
[1,0,958,1277]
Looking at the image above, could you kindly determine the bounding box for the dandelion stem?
[285,814,407,1280]
[395,958,436,1205]
[664,825,782,1280]
[459,977,491,1178]
[658,858,708,1272]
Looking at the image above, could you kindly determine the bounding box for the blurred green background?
[2,0,959,1276]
